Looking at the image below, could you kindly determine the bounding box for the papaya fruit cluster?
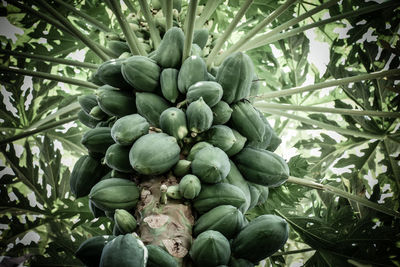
[72,26,289,267]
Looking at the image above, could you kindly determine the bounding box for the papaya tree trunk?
[136,175,194,266]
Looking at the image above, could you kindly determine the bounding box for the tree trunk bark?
[136,174,194,267]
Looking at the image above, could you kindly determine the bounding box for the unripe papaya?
[178,55,208,94]
[179,174,201,199]
[186,97,213,134]
[136,92,170,127]
[121,56,161,93]
[153,27,184,68]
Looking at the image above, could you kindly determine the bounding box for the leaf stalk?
[287,176,400,218]
[0,65,98,89]
[182,0,199,63]
[206,0,254,68]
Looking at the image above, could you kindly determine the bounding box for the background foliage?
[1,0,399,266]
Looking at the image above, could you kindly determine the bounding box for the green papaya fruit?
[222,160,251,213]
[159,107,188,140]
[191,146,230,184]
[234,147,289,187]
[153,27,184,68]
[186,81,223,107]
[99,234,147,267]
[96,88,136,117]
[75,235,116,267]
[107,40,130,57]
[114,209,137,234]
[129,133,180,175]
[81,127,115,154]
[89,106,108,120]
[247,182,261,210]
[70,155,107,198]
[216,51,254,104]
[225,128,247,156]
[89,178,140,211]
[177,55,208,94]
[193,183,246,214]
[232,215,289,263]
[211,101,233,125]
[96,58,132,89]
[166,185,182,199]
[136,92,170,127]
[173,159,191,177]
[179,174,201,199]
[189,230,230,267]
[204,125,236,152]
[193,28,209,49]
[160,68,180,103]
[193,205,245,239]
[121,56,161,92]
[105,143,133,173]
[186,97,213,134]
[79,94,98,115]
[111,114,149,146]
[187,141,212,161]
[230,101,265,142]
[267,130,282,152]
[78,110,101,128]
[146,245,179,267]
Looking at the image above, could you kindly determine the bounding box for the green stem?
[53,0,112,32]
[0,115,78,146]
[0,48,99,69]
[182,0,199,63]
[138,0,161,48]
[247,0,400,50]
[237,0,338,53]
[195,0,223,29]
[217,0,298,64]
[165,0,173,30]
[27,102,81,130]
[253,102,400,118]
[287,176,400,218]
[107,0,146,56]
[0,65,98,89]
[206,0,254,68]
[255,69,400,99]
[122,0,137,13]
[35,0,110,61]
[260,108,385,140]
[272,248,315,256]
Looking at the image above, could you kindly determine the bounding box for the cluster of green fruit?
[71,26,290,267]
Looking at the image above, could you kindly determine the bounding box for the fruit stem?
[244,0,400,51]
[0,65,98,89]
[138,0,162,48]
[254,102,400,118]
[176,99,188,109]
[260,108,385,140]
[206,0,254,69]
[0,49,99,69]
[287,176,400,218]
[254,68,400,99]
[165,0,174,30]
[195,0,223,29]
[0,115,78,146]
[160,184,168,204]
[182,0,199,63]
[107,0,147,56]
